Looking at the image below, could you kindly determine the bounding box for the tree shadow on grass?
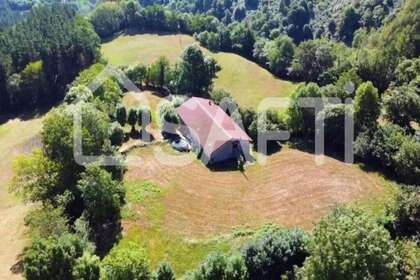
[128,128,155,143]
[0,105,52,126]
[208,160,241,172]
[94,222,123,258]
[101,28,187,44]
[254,141,283,156]
[10,254,24,275]
[288,138,348,162]
[357,160,400,183]
[289,138,406,185]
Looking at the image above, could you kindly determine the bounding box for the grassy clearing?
[0,125,11,138]
[104,32,395,277]
[125,144,389,237]
[0,116,44,204]
[120,143,393,276]
[102,33,195,66]
[351,168,400,219]
[102,33,298,108]
[121,180,234,276]
[211,52,298,108]
[0,114,45,280]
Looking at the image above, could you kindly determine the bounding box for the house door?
[232,141,240,158]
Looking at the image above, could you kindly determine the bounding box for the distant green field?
[101,33,298,109]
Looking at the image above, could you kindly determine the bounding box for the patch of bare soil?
[126,146,384,238]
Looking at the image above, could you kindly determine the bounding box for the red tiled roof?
[176,97,252,156]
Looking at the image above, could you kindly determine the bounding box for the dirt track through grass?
[102,33,298,108]
[126,144,386,238]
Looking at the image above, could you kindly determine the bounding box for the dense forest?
[0,4,100,113]
[142,0,402,44]
[0,0,98,28]
[1,0,419,279]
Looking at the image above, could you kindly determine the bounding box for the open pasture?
[102,33,298,108]
[125,144,388,238]
[0,115,44,280]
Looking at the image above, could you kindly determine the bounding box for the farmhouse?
[176,97,252,164]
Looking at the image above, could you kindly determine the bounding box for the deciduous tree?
[155,262,176,280]
[299,208,399,280]
[243,229,309,280]
[101,242,151,280]
[77,165,125,254]
[90,2,125,38]
[174,45,220,96]
[24,234,91,280]
[72,252,101,280]
[354,81,380,132]
[264,36,295,77]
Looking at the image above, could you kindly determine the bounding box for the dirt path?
[0,117,44,279]
[126,145,385,238]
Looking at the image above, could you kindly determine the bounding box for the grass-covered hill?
[102,33,297,108]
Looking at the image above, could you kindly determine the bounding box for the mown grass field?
[121,180,235,276]
[114,141,396,276]
[102,33,298,108]
[0,115,45,280]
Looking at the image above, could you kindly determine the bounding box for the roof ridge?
[177,97,252,156]
[195,98,234,140]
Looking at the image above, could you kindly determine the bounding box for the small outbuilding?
[176,97,252,164]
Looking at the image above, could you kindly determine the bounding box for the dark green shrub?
[155,262,176,280]
[72,252,101,280]
[110,122,125,146]
[116,105,127,127]
[243,229,309,280]
[101,242,150,280]
[23,234,90,280]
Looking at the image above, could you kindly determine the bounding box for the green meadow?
[102,33,298,108]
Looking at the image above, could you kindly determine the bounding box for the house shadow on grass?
[254,141,283,156]
[207,160,242,172]
[207,142,284,173]
[207,160,251,180]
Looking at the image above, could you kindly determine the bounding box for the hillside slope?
[101,33,297,108]
[368,0,420,58]
[0,115,44,280]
